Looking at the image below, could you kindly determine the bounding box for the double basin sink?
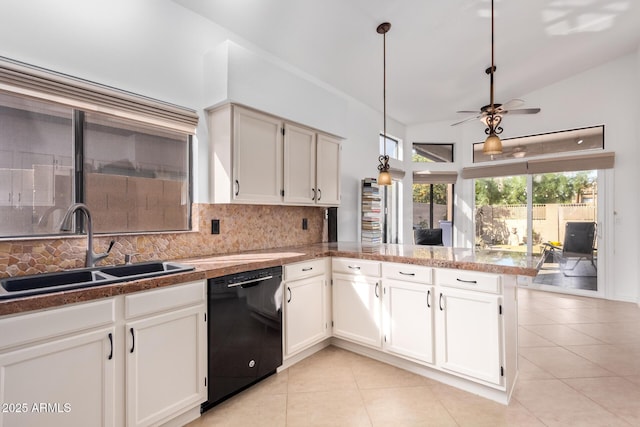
[0,261,195,300]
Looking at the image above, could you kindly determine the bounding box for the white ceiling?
[173,0,640,126]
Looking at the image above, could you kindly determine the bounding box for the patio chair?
[540,222,597,275]
[413,228,444,246]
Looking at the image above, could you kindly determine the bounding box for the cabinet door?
[436,287,503,385]
[233,107,283,203]
[0,169,12,207]
[126,304,206,427]
[283,124,316,205]
[332,274,381,348]
[285,275,326,356]
[0,327,116,427]
[315,134,340,206]
[383,280,434,364]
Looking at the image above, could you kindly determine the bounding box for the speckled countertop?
[0,242,538,316]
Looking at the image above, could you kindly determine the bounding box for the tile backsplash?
[0,203,326,278]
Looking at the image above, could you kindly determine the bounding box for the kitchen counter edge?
[0,243,538,316]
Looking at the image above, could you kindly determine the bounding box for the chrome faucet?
[60,203,114,268]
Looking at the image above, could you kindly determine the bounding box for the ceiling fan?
[452,0,541,154]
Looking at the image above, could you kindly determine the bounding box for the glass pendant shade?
[483,133,502,155]
[377,170,392,186]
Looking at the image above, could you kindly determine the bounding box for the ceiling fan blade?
[503,108,541,115]
[456,110,482,114]
[451,115,482,126]
[500,99,525,110]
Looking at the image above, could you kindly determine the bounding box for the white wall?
[406,53,640,303]
[0,0,403,245]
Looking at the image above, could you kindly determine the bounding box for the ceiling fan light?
[483,133,503,155]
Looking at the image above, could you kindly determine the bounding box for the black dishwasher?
[202,266,283,412]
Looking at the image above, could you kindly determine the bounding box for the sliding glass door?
[475,170,599,293]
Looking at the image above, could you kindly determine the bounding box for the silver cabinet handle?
[427,289,431,308]
[348,265,361,270]
[130,328,135,353]
[399,271,415,276]
[317,188,322,201]
[302,267,313,271]
[287,286,292,303]
[456,278,478,284]
[312,188,316,200]
[375,282,379,298]
[439,293,444,311]
[234,180,240,196]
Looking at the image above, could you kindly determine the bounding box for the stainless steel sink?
[0,261,194,300]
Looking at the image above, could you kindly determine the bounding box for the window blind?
[462,152,614,179]
[526,152,614,174]
[413,171,458,184]
[462,162,528,179]
[0,56,199,134]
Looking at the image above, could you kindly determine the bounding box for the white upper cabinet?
[233,107,283,203]
[315,134,341,206]
[283,124,316,204]
[209,103,341,206]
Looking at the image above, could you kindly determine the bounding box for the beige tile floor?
[189,288,640,426]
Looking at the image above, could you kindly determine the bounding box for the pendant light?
[377,22,392,186]
[483,0,503,155]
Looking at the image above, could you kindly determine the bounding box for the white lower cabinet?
[126,307,206,427]
[0,299,116,427]
[0,280,207,427]
[381,263,434,365]
[435,269,503,385]
[383,279,434,364]
[331,258,382,348]
[283,259,330,357]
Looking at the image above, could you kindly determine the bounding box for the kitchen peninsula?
[0,243,537,426]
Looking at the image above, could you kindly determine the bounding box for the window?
[412,143,454,163]
[83,113,190,233]
[380,133,400,160]
[412,171,456,246]
[0,92,74,237]
[472,125,604,163]
[474,171,599,292]
[0,58,197,238]
[0,85,194,237]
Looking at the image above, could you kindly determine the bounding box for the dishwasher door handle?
[227,275,274,288]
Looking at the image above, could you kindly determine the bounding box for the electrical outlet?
[302,218,308,230]
[211,219,220,234]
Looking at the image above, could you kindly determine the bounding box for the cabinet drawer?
[332,258,381,277]
[284,258,326,281]
[125,280,206,319]
[382,263,432,284]
[0,298,115,350]
[435,269,501,294]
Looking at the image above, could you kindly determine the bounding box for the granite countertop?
[0,242,538,316]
